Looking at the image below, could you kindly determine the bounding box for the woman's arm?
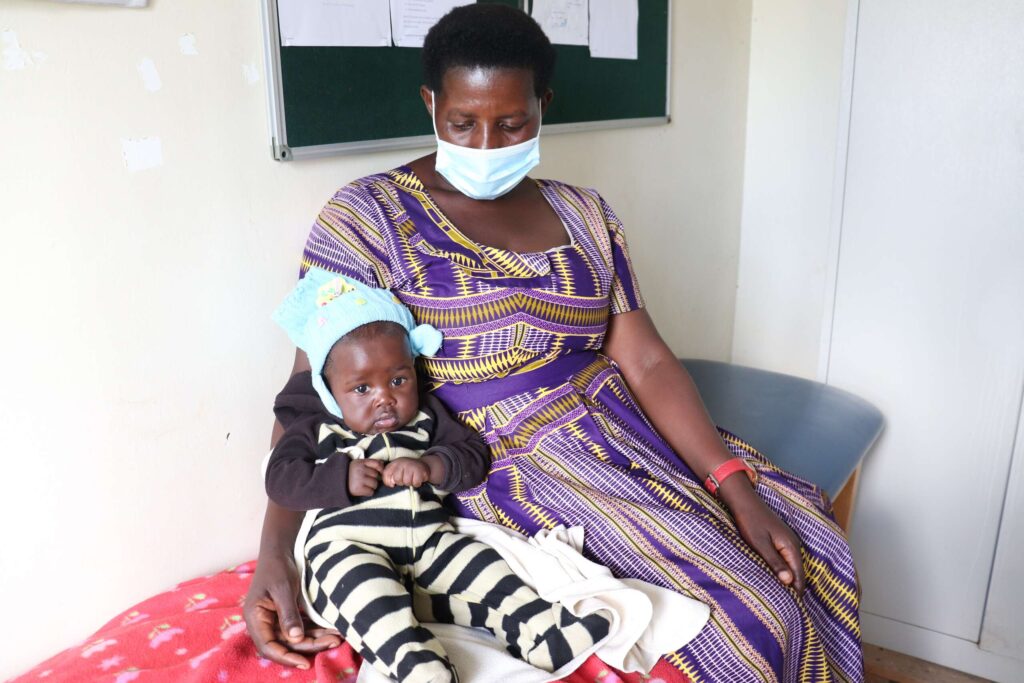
[244,350,342,670]
[603,309,805,594]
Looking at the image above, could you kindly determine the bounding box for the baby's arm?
[265,412,355,511]
[421,394,491,493]
[382,457,433,487]
[348,459,383,496]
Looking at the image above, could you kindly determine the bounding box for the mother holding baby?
[245,6,860,683]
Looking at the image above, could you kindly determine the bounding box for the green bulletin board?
[261,0,670,160]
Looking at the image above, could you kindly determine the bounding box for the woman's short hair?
[422,4,556,97]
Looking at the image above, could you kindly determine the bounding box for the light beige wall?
[542,0,752,358]
[0,0,751,676]
[731,0,850,378]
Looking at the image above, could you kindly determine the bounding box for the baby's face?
[323,333,419,434]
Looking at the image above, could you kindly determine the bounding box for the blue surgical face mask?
[431,91,542,201]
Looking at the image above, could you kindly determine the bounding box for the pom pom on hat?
[409,324,443,357]
[272,269,443,418]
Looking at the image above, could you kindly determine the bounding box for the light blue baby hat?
[272,268,443,419]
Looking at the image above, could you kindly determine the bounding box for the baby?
[266,268,610,683]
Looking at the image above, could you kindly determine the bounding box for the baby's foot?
[525,607,612,672]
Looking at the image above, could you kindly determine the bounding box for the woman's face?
[422,66,552,150]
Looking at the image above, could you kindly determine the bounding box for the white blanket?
[357,518,710,683]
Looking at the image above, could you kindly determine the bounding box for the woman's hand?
[604,311,806,594]
[243,549,342,669]
[719,477,805,595]
[244,493,341,669]
[249,354,342,667]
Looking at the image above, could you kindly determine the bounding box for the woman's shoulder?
[537,178,622,228]
[303,170,409,287]
[325,170,399,206]
[315,168,416,232]
[537,177,602,199]
[537,178,617,211]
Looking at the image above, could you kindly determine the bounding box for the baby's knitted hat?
[272,268,442,418]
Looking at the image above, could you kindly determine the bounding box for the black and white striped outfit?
[266,393,610,683]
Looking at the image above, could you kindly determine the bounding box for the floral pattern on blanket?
[8,563,685,683]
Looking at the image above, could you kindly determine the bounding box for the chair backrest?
[681,359,884,498]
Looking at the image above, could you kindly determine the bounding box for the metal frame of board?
[261,0,672,161]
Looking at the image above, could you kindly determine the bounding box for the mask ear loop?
[430,91,441,138]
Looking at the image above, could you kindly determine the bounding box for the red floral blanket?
[8,562,689,683]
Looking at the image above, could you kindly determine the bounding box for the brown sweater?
[266,371,490,512]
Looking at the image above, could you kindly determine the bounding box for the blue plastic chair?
[681,358,884,530]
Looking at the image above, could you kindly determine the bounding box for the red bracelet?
[704,458,758,496]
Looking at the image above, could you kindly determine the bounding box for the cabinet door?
[827,0,1024,641]
[980,406,1024,661]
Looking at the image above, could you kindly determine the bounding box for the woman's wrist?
[260,499,303,556]
[715,473,759,511]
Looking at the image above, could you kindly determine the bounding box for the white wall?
[543,0,753,359]
[0,0,752,677]
[731,0,850,378]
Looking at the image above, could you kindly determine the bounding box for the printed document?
[531,0,588,47]
[588,0,638,60]
[391,0,472,48]
[278,0,392,48]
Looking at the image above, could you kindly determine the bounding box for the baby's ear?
[409,325,443,357]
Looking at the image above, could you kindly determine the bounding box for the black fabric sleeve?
[266,374,353,511]
[423,394,491,493]
[273,371,325,429]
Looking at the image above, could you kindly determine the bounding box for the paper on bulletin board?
[390,0,472,48]
[531,0,588,47]
[588,0,638,60]
[50,0,148,6]
[278,0,392,48]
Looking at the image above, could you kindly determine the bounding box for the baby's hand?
[382,458,431,488]
[348,459,383,497]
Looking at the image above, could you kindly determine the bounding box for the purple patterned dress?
[298,168,862,683]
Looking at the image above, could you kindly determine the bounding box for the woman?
[246,6,861,683]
